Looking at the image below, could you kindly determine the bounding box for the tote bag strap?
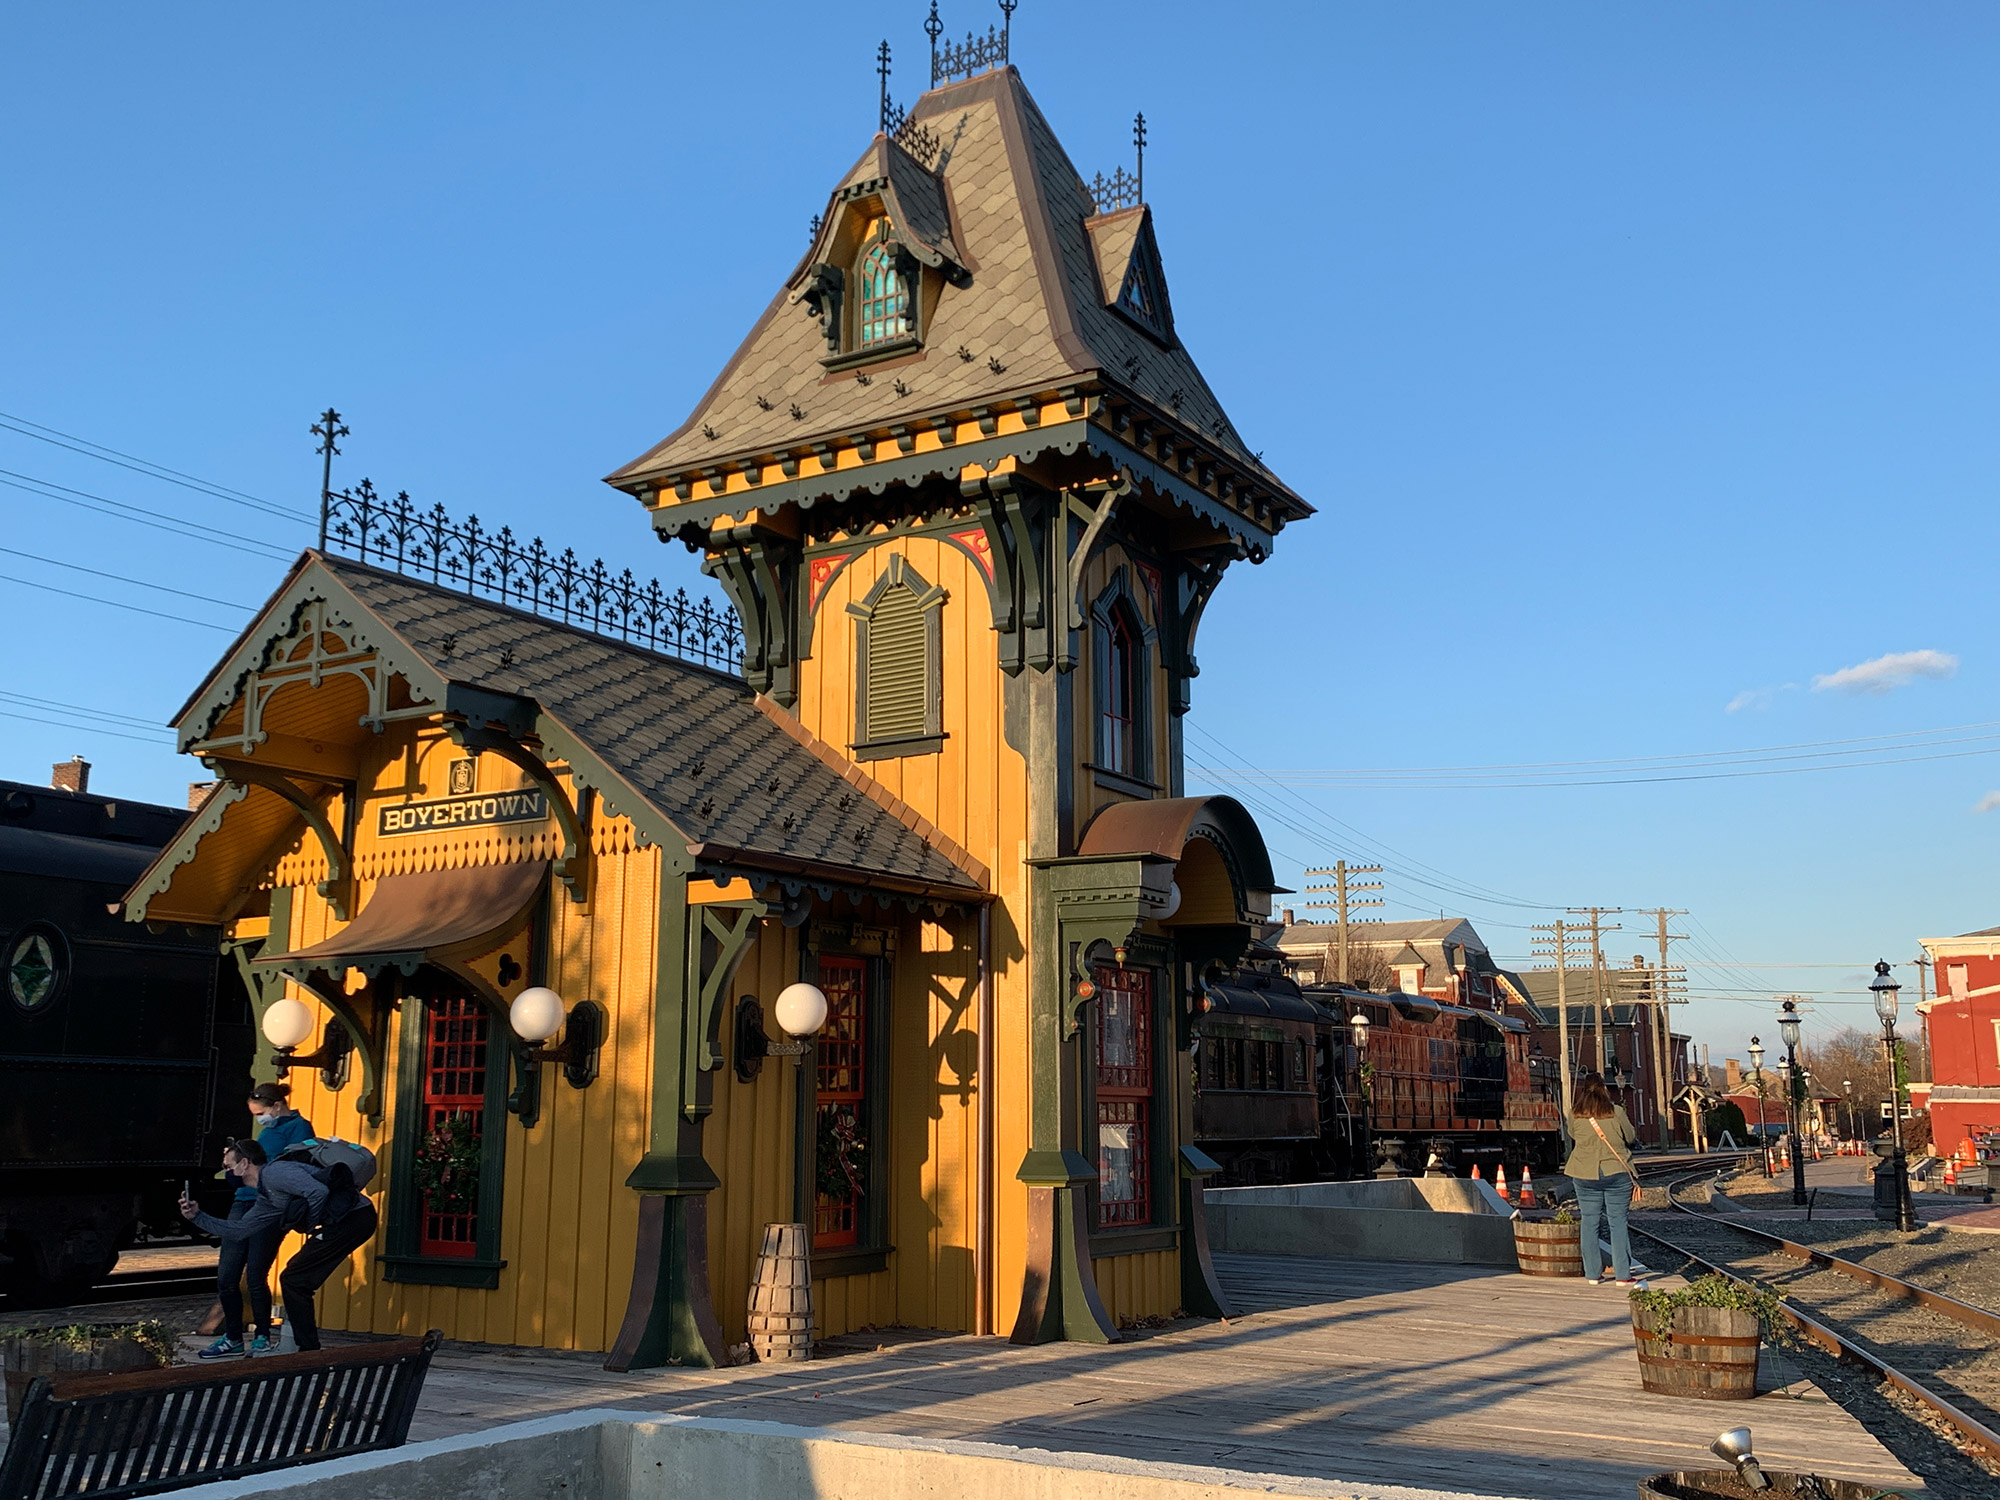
[1587,1116,1636,1177]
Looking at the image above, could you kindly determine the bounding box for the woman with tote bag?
[1561,1071,1642,1286]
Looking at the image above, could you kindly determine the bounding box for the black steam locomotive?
[1193,965,1563,1184]
[0,772,254,1304]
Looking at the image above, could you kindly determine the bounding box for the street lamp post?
[1843,1079,1854,1143]
[1869,961,1916,1232]
[1747,1036,1770,1175]
[1777,999,1807,1207]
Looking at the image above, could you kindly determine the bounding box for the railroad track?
[1627,1168,2000,1467]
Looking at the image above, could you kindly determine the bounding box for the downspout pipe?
[975,900,995,1336]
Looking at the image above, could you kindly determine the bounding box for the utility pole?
[1911,951,1931,1082]
[1633,908,1688,1145]
[1569,907,1622,1079]
[1531,919,1590,1116]
[1303,862,1383,984]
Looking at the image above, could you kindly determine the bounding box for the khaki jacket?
[1562,1105,1638,1181]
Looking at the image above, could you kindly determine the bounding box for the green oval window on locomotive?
[5,923,69,1012]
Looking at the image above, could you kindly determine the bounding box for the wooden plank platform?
[367,1254,1920,1500]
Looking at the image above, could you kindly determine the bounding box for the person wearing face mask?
[196,1082,314,1359]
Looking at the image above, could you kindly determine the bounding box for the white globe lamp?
[774,982,829,1039]
[261,996,316,1051]
[510,986,568,1044]
[1157,881,1182,920]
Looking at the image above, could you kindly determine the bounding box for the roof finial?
[926,3,944,83]
[878,39,893,132]
[1133,111,1147,204]
[1000,0,1017,56]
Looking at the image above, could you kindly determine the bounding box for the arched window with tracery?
[856,241,911,348]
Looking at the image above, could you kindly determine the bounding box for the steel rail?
[1628,1171,2000,1463]
[1666,1172,2000,1339]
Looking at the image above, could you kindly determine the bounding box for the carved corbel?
[795,263,846,356]
[1166,550,1234,717]
[444,721,591,905]
[231,941,386,1123]
[704,526,802,706]
[209,761,352,921]
[1059,470,1135,672]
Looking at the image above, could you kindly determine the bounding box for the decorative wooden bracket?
[210,761,353,922]
[1059,471,1135,673]
[445,720,591,904]
[705,525,801,706]
[1167,549,1234,717]
[688,901,771,1102]
[230,939,385,1123]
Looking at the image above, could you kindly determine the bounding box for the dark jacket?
[195,1161,328,1242]
[1561,1105,1639,1181]
[233,1110,316,1205]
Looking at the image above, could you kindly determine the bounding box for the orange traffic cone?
[1471,1164,1483,1182]
[1945,1159,1959,1189]
[1961,1138,1977,1165]
[1519,1167,1538,1209]
[1494,1164,1511,1202]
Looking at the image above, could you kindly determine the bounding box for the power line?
[0,546,255,611]
[0,571,240,632]
[0,409,312,523]
[0,708,172,745]
[0,470,295,560]
[0,689,166,732]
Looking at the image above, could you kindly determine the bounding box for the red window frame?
[814,957,869,1250]
[419,993,486,1259]
[1094,965,1154,1228]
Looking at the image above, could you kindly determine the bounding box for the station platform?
[391,1254,1918,1500]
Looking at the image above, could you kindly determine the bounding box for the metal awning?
[257,860,548,977]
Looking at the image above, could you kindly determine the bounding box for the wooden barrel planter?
[1512,1215,1583,1277]
[4,1326,169,1425]
[1639,1470,1894,1499]
[745,1222,814,1363]
[1630,1304,1761,1400]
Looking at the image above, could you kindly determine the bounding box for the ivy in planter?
[1630,1272,1791,1350]
[414,1111,483,1217]
[11,1321,178,1366]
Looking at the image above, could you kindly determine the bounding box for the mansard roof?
[607,66,1306,531]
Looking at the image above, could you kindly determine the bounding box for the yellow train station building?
[124,53,1310,1368]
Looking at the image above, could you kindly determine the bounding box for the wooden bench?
[0,1332,440,1500]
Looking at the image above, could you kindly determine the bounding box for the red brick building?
[1918,926,2000,1151]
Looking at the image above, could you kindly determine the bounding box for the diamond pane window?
[814,957,869,1249]
[857,242,910,348]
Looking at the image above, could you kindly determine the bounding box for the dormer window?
[1118,255,1158,324]
[857,241,912,348]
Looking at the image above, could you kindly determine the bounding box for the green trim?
[811,1245,893,1278]
[852,733,946,762]
[384,970,511,1275]
[379,1254,506,1289]
[1088,1226,1179,1258]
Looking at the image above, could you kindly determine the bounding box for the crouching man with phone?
[180,1137,377,1352]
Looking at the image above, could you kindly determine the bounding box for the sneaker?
[196,1337,245,1360]
[1614,1278,1638,1287]
[248,1335,274,1356]
[1584,1277,1604,1285]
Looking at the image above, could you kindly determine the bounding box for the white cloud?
[1811,649,1958,696]
[1976,792,2000,815]
[1725,683,1796,713]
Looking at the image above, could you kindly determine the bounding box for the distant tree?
[1705,1100,1748,1145]
[1340,942,1395,992]
[1803,1027,1897,1137]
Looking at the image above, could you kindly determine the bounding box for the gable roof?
[607,66,1303,523]
[170,553,986,903]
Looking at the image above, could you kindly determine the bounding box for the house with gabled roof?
[122,43,1306,1368]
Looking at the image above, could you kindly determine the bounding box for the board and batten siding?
[262,727,661,1355]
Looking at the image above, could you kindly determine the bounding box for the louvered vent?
[864,584,930,742]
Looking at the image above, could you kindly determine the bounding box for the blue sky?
[4,3,1995,1065]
